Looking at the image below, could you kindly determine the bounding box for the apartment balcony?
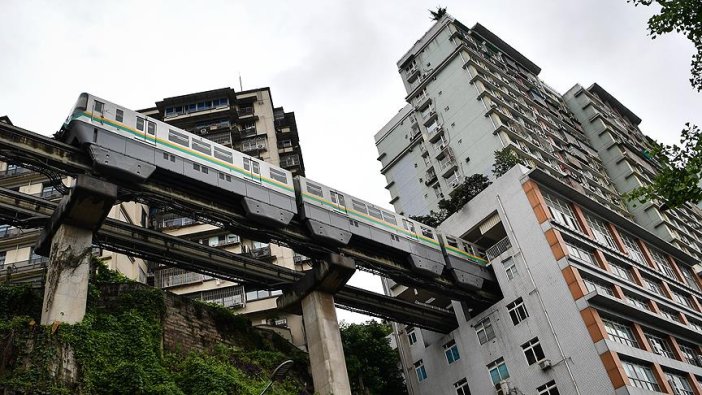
[237,107,255,118]
[196,286,245,308]
[421,107,438,126]
[439,157,458,177]
[485,236,512,261]
[293,254,312,264]
[155,267,206,289]
[427,123,445,143]
[1,257,48,287]
[38,189,63,200]
[425,167,438,185]
[406,67,420,83]
[240,141,268,154]
[414,94,432,111]
[280,155,301,168]
[238,127,259,139]
[242,245,272,260]
[154,216,197,230]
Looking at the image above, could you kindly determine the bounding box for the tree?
[410,210,447,228]
[438,174,492,214]
[429,6,447,21]
[629,0,702,91]
[492,148,525,177]
[626,123,702,209]
[340,321,407,395]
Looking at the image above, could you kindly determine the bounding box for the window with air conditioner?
[521,337,545,365]
[487,357,509,385]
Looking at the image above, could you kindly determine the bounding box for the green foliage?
[629,0,702,91]
[409,210,447,228]
[492,148,525,178]
[0,270,309,395]
[0,284,43,321]
[340,321,407,395]
[429,6,447,21]
[626,123,702,209]
[438,174,492,214]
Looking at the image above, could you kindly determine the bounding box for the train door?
[135,117,156,145]
[402,219,418,239]
[91,100,105,124]
[330,191,347,214]
[243,158,262,183]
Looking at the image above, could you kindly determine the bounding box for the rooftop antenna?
[239,73,243,91]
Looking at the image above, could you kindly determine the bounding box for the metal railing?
[198,286,245,308]
[485,236,512,261]
[155,216,196,230]
[155,267,206,288]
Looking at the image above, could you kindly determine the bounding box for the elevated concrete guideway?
[0,121,498,393]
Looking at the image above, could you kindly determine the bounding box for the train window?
[168,130,189,147]
[351,199,368,214]
[243,158,250,171]
[306,182,323,197]
[269,168,287,184]
[193,163,200,171]
[446,236,459,248]
[201,166,208,174]
[115,109,124,122]
[382,212,397,225]
[403,219,415,233]
[192,139,212,155]
[368,206,382,220]
[136,117,145,131]
[147,121,156,135]
[213,147,233,163]
[420,227,434,238]
[94,101,104,113]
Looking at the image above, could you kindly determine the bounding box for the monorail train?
[59,93,491,289]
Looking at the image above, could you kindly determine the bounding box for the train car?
[439,234,493,290]
[59,93,296,226]
[295,176,446,277]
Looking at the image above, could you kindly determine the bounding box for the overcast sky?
[2,0,701,323]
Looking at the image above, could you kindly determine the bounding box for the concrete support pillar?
[301,290,351,395]
[41,224,93,325]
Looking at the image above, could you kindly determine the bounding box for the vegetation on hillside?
[0,259,310,394]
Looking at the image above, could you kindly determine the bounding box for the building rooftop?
[470,23,541,76]
[588,83,642,126]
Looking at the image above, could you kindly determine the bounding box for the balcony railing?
[1,257,49,274]
[485,236,512,261]
[250,246,271,259]
[155,217,196,230]
[197,286,245,308]
[237,107,254,117]
[0,166,32,177]
[155,267,206,288]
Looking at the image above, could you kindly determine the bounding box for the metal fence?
[485,236,512,261]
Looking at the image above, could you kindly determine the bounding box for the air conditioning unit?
[450,180,460,188]
[495,381,510,395]
[538,359,552,370]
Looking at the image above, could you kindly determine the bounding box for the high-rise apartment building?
[139,87,308,347]
[377,15,702,395]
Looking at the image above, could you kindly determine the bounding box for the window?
[367,206,383,220]
[475,317,495,344]
[565,242,595,265]
[661,308,682,323]
[115,108,124,123]
[626,294,651,311]
[666,372,695,395]
[382,211,397,225]
[168,129,189,147]
[351,199,367,214]
[213,147,233,163]
[191,139,212,155]
[269,168,287,184]
[583,277,614,296]
[650,248,677,280]
[305,182,323,198]
[487,357,509,385]
[622,361,660,391]
[454,378,471,395]
[136,117,145,131]
[585,213,616,249]
[521,338,545,365]
[609,261,633,281]
[679,265,701,291]
[602,318,639,348]
[147,121,156,135]
[507,298,528,325]
[644,277,663,296]
[537,380,560,395]
[408,328,418,345]
[644,332,676,359]
[678,341,701,367]
[414,360,427,382]
[0,251,5,269]
[443,340,460,364]
[672,291,693,309]
[502,257,517,280]
[542,192,580,231]
[620,232,645,265]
